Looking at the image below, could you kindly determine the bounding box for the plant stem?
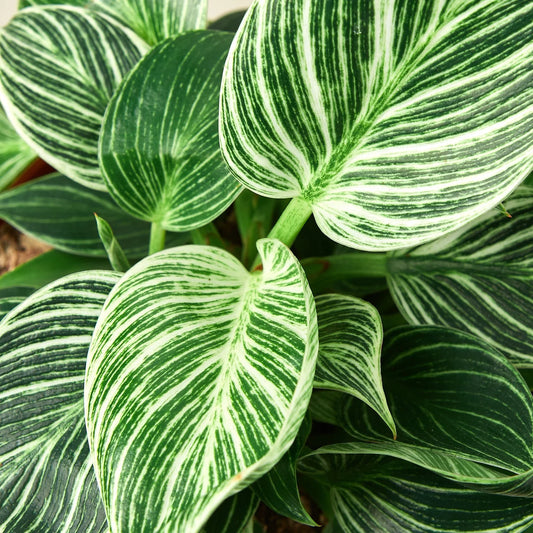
[301,253,388,291]
[149,222,166,255]
[190,222,226,249]
[251,196,313,269]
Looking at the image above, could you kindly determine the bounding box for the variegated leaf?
[19,0,85,7]
[86,239,318,532]
[0,174,188,256]
[0,6,148,190]
[90,0,208,46]
[221,0,533,251]
[315,294,395,436]
[388,186,533,367]
[204,489,259,533]
[99,31,241,232]
[0,106,36,191]
[299,454,533,532]
[0,286,33,319]
[309,326,533,490]
[0,271,120,532]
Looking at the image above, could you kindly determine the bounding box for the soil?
[0,225,51,276]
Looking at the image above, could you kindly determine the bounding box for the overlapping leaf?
[0,106,36,190]
[90,0,208,46]
[0,286,33,319]
[299,455,533,532]
[0,174,188,256]
[388,186,533,366]
[0,6,148,190]
[314,294,395,435]
[221,0,533,251]
[0,271,120,532]
[99,31,241,232]
[204,489,259,533]
[86,239,318,532]
[309,326,533,494]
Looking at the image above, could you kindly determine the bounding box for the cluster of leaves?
[0,0,532,532]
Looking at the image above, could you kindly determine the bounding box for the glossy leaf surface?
[315,294,395,436]
[0,271,120,532]
[91,0,208,46]
[221,0,533,250]
[300,455,533,532]
[86,239,318,532]
[0,174,188,256]
[0,6,148,190]
[100,31,240,231]
[0,106,36,190]
[388,186,533,366]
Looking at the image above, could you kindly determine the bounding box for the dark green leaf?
[208,10,247,32]
[204,489,259,533]
[0,286,33,319]
[95,214,131,272]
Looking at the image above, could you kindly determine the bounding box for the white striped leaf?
[0,174,188,256]
[0,6,148,190]
[315,294,395,436]
[0,106,36,191]
[204,489,259,533]
[220,0,533,251]
[19,0,86,7]
[310,326,533,488]
[0,271,121,532]
[86,239,318,532]
[0,286,33,319]
[388,186,533,367]
[252,414,316,526]
[99,31,241,232]
[299,455,533,532]
[90,0,208,46]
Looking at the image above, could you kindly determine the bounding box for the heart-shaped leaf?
[221,0,533,251]
[0,6,148,190]
[0,174,188,256]
[90,0,208,46]
[314,294,395,436]
[299,454,533,532]
[0,271,120,532]
[388,186,533,367]
[86,239,318,532]
[99,31,241,232]
[0,106,36,190]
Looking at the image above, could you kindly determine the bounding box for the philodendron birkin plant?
[0,0,532,532]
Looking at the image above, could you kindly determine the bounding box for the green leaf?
[208,10,246,32]
[0,250,110,290]
[0,6,148,190]
[99,31,240,231]
[252,415,316,526]
[299,454,533,532]
[314,294,395,436]
[316,326,533,480]
[204,489,259,533]
[90,0,208,46]
[0,174,188,256]
[19,0,85,8]
[86,239,318,532]
[220,0,533,251]
[388,186,533,367]
[95,214,131,272]
[0,106,36,191]
[0,271,120,532]
[0,286,33,319]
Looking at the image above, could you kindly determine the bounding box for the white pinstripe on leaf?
[86,239,318,533]
[221,0,533,251]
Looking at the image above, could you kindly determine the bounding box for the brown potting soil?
[0,225,51,275]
